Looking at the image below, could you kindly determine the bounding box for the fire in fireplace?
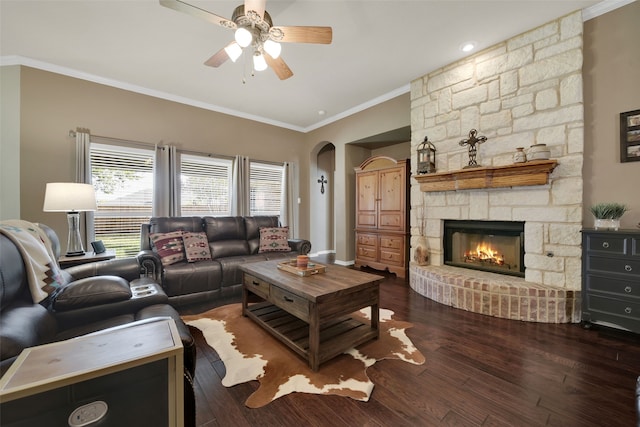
[444,220,525,277]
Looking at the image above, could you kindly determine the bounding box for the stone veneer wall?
[409,11,585,320]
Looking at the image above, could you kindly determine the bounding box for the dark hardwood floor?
[185,257,640,426]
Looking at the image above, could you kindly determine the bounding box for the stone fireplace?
[408,11,584,323]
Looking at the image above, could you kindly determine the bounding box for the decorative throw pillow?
[150,231,185,266]
[258,226,291,253]
[182,231,212,262]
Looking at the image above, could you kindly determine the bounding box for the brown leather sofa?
[0,223,196,426]
[139,216,312,309]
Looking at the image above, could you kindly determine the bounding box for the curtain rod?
[69,129,155,148]
[70,129,284,165]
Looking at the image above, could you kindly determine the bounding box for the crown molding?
[582,0,636,21]
[0,55,306,132]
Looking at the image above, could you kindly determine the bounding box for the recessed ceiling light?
[460,41,477,53]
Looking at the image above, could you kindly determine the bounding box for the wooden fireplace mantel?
[414,159,558,192]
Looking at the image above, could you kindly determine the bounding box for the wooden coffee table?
[240,259,383,371]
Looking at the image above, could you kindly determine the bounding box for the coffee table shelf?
[245,301,378,366]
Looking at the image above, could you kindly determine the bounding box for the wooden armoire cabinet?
[354,156,409,279]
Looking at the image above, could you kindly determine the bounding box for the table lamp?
[43,182,97,257]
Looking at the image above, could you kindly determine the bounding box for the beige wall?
[583,1,640,229]
[304,94,410,263]
[1,66,21,220]
[16,67,308,243]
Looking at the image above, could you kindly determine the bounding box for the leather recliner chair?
[0,223,196,426]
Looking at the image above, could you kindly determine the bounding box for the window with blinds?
[180,154,232,216]
[250,162,284,216]
[90,143,154,258]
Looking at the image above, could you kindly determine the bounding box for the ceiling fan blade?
[204,45,231,68]
[271,26,332,44]
[244,0,266,21]
[265,54,293,80]
[159,0,236,29]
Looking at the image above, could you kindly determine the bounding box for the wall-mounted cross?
[317,175,328,194]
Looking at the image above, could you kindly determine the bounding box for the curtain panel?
[232,155,250,216]
[74,128,94,243]
[154,145,179,217]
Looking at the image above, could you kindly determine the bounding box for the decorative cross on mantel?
[459,129,487,168]
[317,175,328,194]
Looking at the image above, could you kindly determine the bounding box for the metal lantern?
[417,136,436,174]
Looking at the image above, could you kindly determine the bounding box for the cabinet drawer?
[634,237,640,257]
[270,286,309,321]
[379,248,403,265]
[357,244,377,260]
[379,235,403,250]
[586,234,628,255]
[585,274,640,298]
[243,274,270,299]
[357,233,377,246]
[586,294,640,320]
[587,256,640,275]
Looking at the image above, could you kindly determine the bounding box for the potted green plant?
[590,202,628,231]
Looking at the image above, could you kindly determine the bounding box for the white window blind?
[90,142,154,257]
[180,154,232,216]
[250,162,283,216]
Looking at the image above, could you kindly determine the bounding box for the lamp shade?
[263,40,281,59]
[235,27,252,48]
[43,183,97,212]
[224,42,243,62]
[253,53,268,71]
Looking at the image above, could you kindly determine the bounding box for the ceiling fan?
[159,0,333,80]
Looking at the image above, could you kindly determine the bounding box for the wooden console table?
[241,260,383,371]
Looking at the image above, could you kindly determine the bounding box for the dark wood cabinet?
[581,229,640,333]
[354,156,409,279]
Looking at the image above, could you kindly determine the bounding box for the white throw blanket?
[0,220,65,303]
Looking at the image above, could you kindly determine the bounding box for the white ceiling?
[0,0,624,132]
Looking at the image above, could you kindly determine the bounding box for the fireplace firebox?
[444,220,525,277]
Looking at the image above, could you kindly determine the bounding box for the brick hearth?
[410,265,581,323]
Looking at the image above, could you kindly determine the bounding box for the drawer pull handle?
[252,281,260,286]
[625,265,633,272]
[602,242,609,249]
[283,296,294,303]
[625,286,632,293]
[625,307,632,314]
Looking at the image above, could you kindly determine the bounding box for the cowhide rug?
[183,303,425,408]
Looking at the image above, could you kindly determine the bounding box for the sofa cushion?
[258,226,291,253]
[182,232,212,262]
[245,216,280,253]
[149,216,204,234]
[52,276,132,311]
[204,217,250,258]
[0,303,56,360]
[162,260,223,297]
[150,231,185,265]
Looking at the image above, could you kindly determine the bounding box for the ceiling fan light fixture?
[263,39,281,59]
[253,52,268,71]
[235,27,252,47]
[224,42,243,62]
